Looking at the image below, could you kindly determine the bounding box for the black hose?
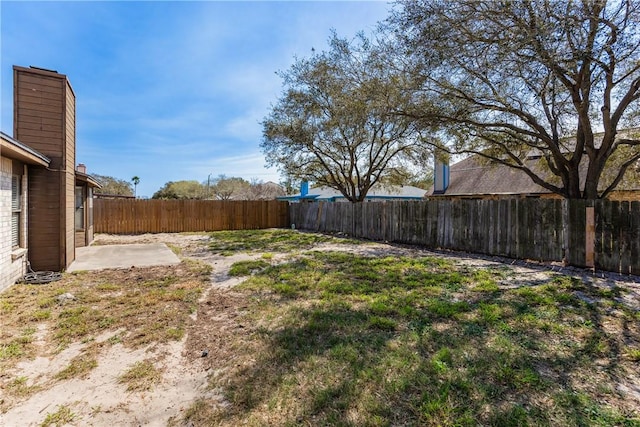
[20,262,62,284]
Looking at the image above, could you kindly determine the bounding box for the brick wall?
[0,156,28,293]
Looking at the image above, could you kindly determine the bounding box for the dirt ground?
[1,232,639,426]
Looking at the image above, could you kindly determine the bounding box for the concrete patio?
[67,243,180,272]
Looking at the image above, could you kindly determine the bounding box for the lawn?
[184,230,640,426]
[1,229,639,426]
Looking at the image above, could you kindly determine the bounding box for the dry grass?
[118,359,163,392]
[0,259,211,411]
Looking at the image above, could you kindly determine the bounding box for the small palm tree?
[131,176,140,198]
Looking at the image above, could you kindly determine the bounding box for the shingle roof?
[429,154,640,196]
[430,156,551,196]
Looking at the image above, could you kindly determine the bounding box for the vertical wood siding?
[14,66,76,271]
[63,81,76,269]
[290,200,640,275]
[94,199,289,234]
[27,167,61,271]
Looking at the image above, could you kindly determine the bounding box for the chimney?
[77,163,86,174]
[300,181,309,197]
[14,65,76,271]
[433,152,450,194]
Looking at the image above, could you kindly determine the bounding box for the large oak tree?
[390,0,640,199]
[92,174,134,196]
[262,33,428,202]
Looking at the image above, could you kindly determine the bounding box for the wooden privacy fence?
[94,199,289,234]
[290,199,640,275]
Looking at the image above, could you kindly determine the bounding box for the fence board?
[567,200,587,267]
[618,202,631,275]
[95,199,289,234]
[631,202,640,276]
[289,199,639,276]
[100,199,639,275]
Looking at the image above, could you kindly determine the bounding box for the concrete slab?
[67,243,180,272]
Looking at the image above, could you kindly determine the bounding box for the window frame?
[11,174,21,248]
[75,185,85,231]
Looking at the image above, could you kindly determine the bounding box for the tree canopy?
[152,180,205,200]
[151,176,285,200]
[389,0,640,199]
[92,174,134,196]
[210,175,251,200]
[262,33,428,202]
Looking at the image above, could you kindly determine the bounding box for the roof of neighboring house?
[280,184,428,201]
[1,131,50,166]
[428,156,550,196]
[428,154,640,197]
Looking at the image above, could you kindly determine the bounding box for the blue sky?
[1,1,391,197]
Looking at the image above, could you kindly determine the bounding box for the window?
[11,175,21,248]
[75,186,84,230]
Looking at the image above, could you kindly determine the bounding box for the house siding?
[0,157,28,292]
[64,82,76,268]
[14,66,76,271]
[28,167,61,271]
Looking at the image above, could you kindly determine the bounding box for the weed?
[228,260,271,276]
[31,309,51,321]
[368,316,397,331]
[55,352,98,380]
[5,376,39,397]
[118,360,162,392]
[40,405,75,426]
[625,348,640,362]
[176,399,219,426]
[0,341,24,360]
[478,302,503,324]
[0,300,14,313]
[96,283,119,291]
[166,243,182,255]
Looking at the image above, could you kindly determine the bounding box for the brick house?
[0,132,50,291]
[0,66,99,292]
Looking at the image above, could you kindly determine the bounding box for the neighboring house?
[427,151,640,201]
[280,182,428,202]
[0,65,100,292]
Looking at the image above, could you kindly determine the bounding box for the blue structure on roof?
[278,183,427,202]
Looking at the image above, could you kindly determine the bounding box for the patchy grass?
[228,260,271,277]
[183,249,640,427]
[118,360,162,392]
[0,260,211,377]
[55,349,99,380]
[40,404,75,426]
[208,228,363,255]
[4,376,40,398]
